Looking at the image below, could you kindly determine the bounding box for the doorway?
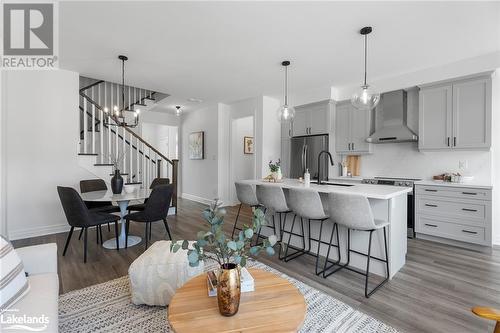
[230,116,255,204]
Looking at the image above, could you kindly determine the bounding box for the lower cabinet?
[415,184,492,247]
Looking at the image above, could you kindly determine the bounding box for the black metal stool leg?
[314,219,325,275]
[365,227,390,298]
[114,221,119,250]
[63,227,74,256]
[78,227,83,240]
[231,203,242,238]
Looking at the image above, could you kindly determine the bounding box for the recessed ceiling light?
[187,97,203,103]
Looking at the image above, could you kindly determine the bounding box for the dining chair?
[124,184,173,250]
[80,179,120,237]
[127,177,170,214]
[57,186,121,263]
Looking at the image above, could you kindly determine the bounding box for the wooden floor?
[13,198,500,333]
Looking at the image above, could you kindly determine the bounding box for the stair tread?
[109,173,129,176]
[94,163,114,166]
[134,103,147,106]
[78,153,98,156]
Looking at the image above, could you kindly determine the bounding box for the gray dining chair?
[284,188,339,276]
[255,184,291,244]
[231,182,261,238]
[325,192,389,298]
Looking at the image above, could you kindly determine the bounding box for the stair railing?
[79,80,178,213]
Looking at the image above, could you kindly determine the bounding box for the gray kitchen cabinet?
[335,101,372,154]
[418,73,491,151]
[292,100,330,137]
[281,121,292,138]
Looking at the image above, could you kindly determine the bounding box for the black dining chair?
[127,177,170,213]
[124,184,173,250]
[57,186,121,263]
[80,179,120,237]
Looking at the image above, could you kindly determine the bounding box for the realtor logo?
[1,2,57,68]
[3,3,53,55]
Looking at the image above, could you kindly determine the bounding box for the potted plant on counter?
[170,199,277,316]
[268,159,282,181]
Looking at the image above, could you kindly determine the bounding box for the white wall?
[2,69,96,240]
[180,104,219,203]
[256,96,281,178]
[230,116,254,203]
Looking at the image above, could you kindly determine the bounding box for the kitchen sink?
[317,182,354,187]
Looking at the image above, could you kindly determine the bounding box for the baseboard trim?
[181,193,215,206]
[416,233,493,253]
[8,223,71,241]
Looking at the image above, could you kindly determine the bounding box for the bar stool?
[324,192,389,298]
[231,182,261,238]
[255,184,291,244]
[283,188,340,276]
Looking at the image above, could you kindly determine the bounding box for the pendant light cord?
[121,58,125,114]
[284,65,288,105]
[364,34,367,86]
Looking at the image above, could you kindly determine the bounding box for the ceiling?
[59,1,500,113]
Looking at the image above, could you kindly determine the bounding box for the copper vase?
[217,263,241,316]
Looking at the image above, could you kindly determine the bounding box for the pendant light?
[104,55,140,127]
[277,60,295,123]
[351,27,380,110]
[175,105,182,116]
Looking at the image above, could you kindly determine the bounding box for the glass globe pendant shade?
[351,85,380,110]
[277,104,296,123]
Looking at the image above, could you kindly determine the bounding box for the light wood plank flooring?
[13,198,500,333]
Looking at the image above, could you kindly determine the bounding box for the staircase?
[77,78,178,213]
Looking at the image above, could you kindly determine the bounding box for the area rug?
[59,260,398,333]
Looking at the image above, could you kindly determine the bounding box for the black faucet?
[317,150,335,185]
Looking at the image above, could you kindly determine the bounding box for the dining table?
[80,189,152,249]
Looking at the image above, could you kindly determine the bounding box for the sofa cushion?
[0,235,29,313]
[128,240,204,306]
[0,273,59,333]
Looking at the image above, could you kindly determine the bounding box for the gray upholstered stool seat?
[323,192,390,298]
[255,184,291,244]
[231,182,262,238]
[281,188,340,276]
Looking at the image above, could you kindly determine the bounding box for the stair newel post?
[91,86,96,154]
[172,159,178,214]
[157,157,161,178]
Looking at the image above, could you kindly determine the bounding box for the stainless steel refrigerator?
[289,134,329,180]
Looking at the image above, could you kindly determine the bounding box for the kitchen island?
[240,179,412,279]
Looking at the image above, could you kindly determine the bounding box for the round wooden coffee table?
[168,268,306,333]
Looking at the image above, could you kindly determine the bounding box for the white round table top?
[80,189,151,202]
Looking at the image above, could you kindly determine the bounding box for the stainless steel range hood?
[366,90,418,143]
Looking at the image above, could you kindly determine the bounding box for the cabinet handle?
[462,192,477,195]
[453,137,456,146]
[462,208,478,212]
[447,137,450,147]
[352,143,355,150]
[425,204,438,207]
[424,223,438,228]
[348,143,351,150]
[425,189,438,192]
[462,230,478,235]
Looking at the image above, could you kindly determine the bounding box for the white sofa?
[1,243,59,333]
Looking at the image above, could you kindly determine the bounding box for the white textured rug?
[59,260,398,333]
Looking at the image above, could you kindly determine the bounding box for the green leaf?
[249,246,260,255]
[172,243,181,252]
[238,231,244,242]
[236,240,245,250]
[234,255,242,264]
[181,240,189,250]
[227,241,237,251]
[240,256,247,267]
[189,261,200,267]
[244,228,254,239]
[266,246,275,256]
[202,210,211,221]
[215,231,226,244]
[188,250,199,264]
[197,239,207,247]
[268,235,278,246]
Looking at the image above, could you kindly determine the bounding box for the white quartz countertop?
[241,179,411,200]
[414,180,493,190]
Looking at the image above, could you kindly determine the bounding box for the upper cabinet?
[291,100,331,137]
[335,101,372,154]
[419,74,492,151]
